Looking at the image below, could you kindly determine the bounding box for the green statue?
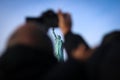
[52,28,64,62]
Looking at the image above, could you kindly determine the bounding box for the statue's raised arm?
[52,28,57,39]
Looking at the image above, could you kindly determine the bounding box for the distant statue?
[52,28,64,62]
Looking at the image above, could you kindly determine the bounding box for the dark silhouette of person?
[58,10,90,59]
[42,10,91,80]
[87,30,120,80]
[0,24,58,80]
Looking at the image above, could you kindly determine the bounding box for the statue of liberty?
[52,28,64,62]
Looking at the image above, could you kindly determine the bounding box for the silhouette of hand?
[58,10,72,35]
[72,44,94,62]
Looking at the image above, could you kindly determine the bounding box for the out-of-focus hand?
[7,23,42,48]
[72,44,94,62]
[57,10,72,35]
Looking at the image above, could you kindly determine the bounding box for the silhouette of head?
[101,31,120,46]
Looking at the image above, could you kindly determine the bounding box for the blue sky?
[0,0,120,54]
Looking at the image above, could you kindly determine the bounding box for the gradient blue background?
[0,0,120,55]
